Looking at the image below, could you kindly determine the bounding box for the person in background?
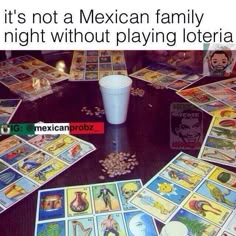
[124,50,203,74]
[145,50,203,73]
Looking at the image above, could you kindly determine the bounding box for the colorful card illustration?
[0,168,22,190]
[160,164,202,190]
[160,208,220,236]
[0,143,38,165]
[130,188,177,222]
[196,180,236,209]
[92,183,121,214]
[96,213,126,236]
[42,135,77,156]
[68,217,95,236]
[177,78,236,118]
[198,117,236,167]
[0,136,23,155]
[67,186,93,217]
[70,50,128,81]
[129,152,236,234]
[13,151,53,175]
[0,177,38,207]
[183,193,231,226]
[0,134,96,215]
[36,221,66,236]
[130,63,203,91]
[38,189,65,221]
[29,158,67,184]
[0,55,70,101]
[34,179,159,236]
[0,99,22,125]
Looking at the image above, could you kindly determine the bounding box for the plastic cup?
[99,75,132,125]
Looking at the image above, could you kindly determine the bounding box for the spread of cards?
[0,134,95,214]
[129,152,236,236]
[0,55,70,101]
[130,63,203,90]
[178,77,236,118]
[70,50,127,81]
[34,179,159,236]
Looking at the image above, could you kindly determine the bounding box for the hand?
[170,51,203,73]
[145,50,171,63]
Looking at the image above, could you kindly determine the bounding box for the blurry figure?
[97,185,115,210]
[145,50,203,73]
[128,213,146,236]
[170,103,203,149]
[100,214,119,236]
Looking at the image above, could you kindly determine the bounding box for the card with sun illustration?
[129,152,236,234]
[146,176,191,205]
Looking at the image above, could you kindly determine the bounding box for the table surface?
[0,50,233,236]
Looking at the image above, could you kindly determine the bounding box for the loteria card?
[42,135,77,156]
[183,193,231,226]
[130,188,177,222]
[196,180,236,209]
[13,151,53,175]
[177,78,236,118]
[0,136,23,155]
[129,152,236,234]
[0,55,70,101]
[26,134,62,148]
[0,134,96,215]
[70,50,128,81]
[67,186,93,217]
[28,158,68,184]
[36,221,66,236]
[0,177,38,207]
[68,217,95,236]
[34,179,159,236]
[160,208,220,236]
[92,183,121,214]
[130,63,203,91]
[160,164,202,190]
[96,213,126,236]
[0,99,22,125]
[198,117,236,167]
[0,143,38,165]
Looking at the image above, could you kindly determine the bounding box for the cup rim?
[99,75,132,89]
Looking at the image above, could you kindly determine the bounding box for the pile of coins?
[81,106,105,118]
[99,152,138,178]
[130,87,145,97]
[148,82,165,90]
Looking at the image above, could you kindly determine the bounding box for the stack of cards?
[34,179,159,236]
[177,77,236,118]
[69,50,127,81]
[199,117,236,167]
[129,152,236,236]
[0,134,96,214]
[130,63,203,91]
[0,99,21,125]
[0,55,70,101]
